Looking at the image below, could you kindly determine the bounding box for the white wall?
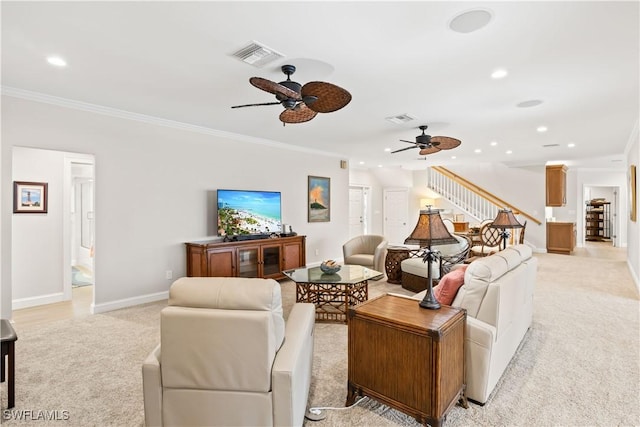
[0,128,11,318]
[12,147,66,306]
[2,95,349,315]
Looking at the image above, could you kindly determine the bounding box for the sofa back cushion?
[161,277,285,393]
[453,246,525,318]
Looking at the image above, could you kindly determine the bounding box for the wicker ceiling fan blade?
[250,77,301,100]
[231,101,282,109]
[419,146,441,155]
[431,136,462,150]
[279,104,318,124]
[301,81,352,113]
[391,145,419,154]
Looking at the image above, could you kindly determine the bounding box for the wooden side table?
[1,319,18,409]
[347,295,467,427]
[384,246,411,284]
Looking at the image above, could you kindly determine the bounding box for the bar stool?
[1,319,17,409]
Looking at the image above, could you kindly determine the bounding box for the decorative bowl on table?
[320,260,341,274]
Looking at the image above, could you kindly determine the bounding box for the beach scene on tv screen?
[217,190,281,236]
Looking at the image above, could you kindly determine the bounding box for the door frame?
[349,185,371,237]
[63,154,95,306]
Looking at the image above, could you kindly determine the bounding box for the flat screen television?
[217,189,282,237]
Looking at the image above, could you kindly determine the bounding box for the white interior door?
[383,188,410,245]
[349,186,366,238]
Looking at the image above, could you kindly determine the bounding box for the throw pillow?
[434,265,467,305]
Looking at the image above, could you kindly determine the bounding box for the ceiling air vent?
[232,41,284,68]
[385,114,415,124]
[542,144,560,147]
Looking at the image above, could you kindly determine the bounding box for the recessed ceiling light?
[449,9,492,34]
[451,156,457,159]
[491,69,508,79]
[377,165,383,168]
[506,150,513,154]
[490,141,498,146]
[474,149,482,154]
[359,161,365,165]
[517,99,544,108]
[47,56,67,67]
[567,143,575,148]
[384,148,391,152]
[537,126,548,133]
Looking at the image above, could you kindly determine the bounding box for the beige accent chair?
[142,277,315,427]
[342,235,388,277]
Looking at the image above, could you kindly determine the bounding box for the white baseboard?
[91,290,168,314]
[13,292,65,310]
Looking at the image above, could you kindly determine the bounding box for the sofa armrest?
[142,344,163,427]
[465,316,496,404]
[272,303,315,427]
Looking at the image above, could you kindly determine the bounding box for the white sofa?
[412,244,537,404]
[142,277,316,426]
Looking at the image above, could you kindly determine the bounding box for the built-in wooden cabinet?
[546,165,567,207]
[186,235,306,280]
[546,222,576,254]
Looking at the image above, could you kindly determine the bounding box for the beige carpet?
[1,244,638,426]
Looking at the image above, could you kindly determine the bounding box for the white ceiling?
[2,1,638,171]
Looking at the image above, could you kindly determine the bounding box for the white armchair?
[342,235,388,277]
[142,277,315,427]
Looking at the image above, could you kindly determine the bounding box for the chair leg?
[8,341,14,408]
[1,342,5,383]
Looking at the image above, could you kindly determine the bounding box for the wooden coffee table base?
[295,281,368,324]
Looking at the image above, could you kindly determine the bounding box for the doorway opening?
[349,186,370,239]
[65,157,95,315]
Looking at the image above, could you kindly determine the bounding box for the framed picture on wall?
[13,181,48,214]
[308,176,330,222]
[630,165,637,222]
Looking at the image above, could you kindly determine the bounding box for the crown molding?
[1,86,343,158]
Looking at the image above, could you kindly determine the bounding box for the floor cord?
[305,396,369,421]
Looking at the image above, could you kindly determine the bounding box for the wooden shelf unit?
[185,235,306,280]
[585,201,611,241]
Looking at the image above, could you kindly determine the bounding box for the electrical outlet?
[165,270,173,280]
[315,249,319,256]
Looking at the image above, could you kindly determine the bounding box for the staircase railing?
[428,166,542,225]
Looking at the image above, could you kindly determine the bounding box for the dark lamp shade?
[404,208,458,246]
[491,209,523,229]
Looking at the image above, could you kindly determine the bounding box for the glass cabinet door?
[262,245,281,277]
[237,247,259,277]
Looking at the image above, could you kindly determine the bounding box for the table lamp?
[405,207,458,309]
[490,208,523,250]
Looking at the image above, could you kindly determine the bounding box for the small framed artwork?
[13,181,48,214]
[630,165,637,222]
[308,176,330,222]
